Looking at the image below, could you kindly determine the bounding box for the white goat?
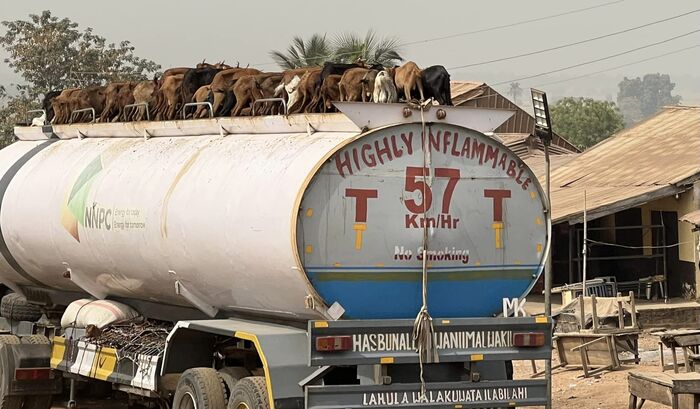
[373,71,398,104]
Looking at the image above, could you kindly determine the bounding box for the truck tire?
[219,367,251,402]
[228,377,269,409]
[20,335,50,344]
[0,335,19,345]
[0,294,42,322]
[173,368,227,409]
[0,335,22,409]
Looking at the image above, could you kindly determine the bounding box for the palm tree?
[509,82,523,106]
[332,30,403,66]
[269,34,333,69]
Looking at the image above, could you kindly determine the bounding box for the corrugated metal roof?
[451,81,580,153]
[680,210,700,226]
[524,153,580,183]
[495,133,577,158]
[550,106,700,224]
[451,81,486,106]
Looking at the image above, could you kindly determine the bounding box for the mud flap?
[0,344,61,396]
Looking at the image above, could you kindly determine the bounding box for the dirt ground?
[514,331,676,408]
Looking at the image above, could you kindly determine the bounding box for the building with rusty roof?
[451,81,580,154]
[547,106,700,298]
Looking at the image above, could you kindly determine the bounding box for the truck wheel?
[0,335,22,409]
[20,335,50,344]
[219,367,251,402]
[0,335,19,345]
[173,368,227,409]
[228,377,269,409]
[0,294,42,322]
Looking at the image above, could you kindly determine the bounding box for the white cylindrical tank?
[0,114,548,320]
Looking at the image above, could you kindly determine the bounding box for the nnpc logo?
[60,155,104,242]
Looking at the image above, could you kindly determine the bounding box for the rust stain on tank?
[160,148,203,238]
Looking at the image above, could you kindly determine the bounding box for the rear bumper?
[305,317,552,408]
[306,379,548,408]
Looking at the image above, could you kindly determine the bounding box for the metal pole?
[68,378,77,408]
[582,190,588,298]
[662,218,668,303]
[543,143,552,409]
[569,226,574,283]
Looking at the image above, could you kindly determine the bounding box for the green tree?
[332,30,403,66]
[550,97,624,149]
[0,89,35,147]
[0,10,160,146]
[617,73,681,126]
[269,34,333,69]
[270,30,403,69]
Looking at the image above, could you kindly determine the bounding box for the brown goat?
[394,61,424,102]
[320,75,341,113]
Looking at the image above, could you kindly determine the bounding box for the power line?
[252,0,626,67]
[402,0,626,46]
[533,44,700,87]
[489,29,700,86]
[447,8,700,70]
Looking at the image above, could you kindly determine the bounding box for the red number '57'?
[404,166,461,214]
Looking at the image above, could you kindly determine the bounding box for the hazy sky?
[2,0,699,104]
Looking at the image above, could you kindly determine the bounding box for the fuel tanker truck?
[0,102,551,409]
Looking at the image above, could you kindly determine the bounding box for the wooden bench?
[551,292,640,378]
[655,330,700,373]
[628,371,700,408]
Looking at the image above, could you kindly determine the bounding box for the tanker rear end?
[0,104,552,409]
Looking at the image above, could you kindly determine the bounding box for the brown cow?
[273,68,315,112]
[289,68,322,114]
[319,75,341,113]
[338,68,372,102]
[161,67,191,79]
[255,73,284,115]
[99,83,124,122]
[51,88,80,124]
[209,68,262,115]
[115,82,137,121]
[192,85,213,118]
[154,74,185,120]
[361,69,380,102]
[100,82,136,123]
[130,79,157,121]
[394,61,424,102]
[196,60,231,70]
[65,86,106,123]
[230,75,263,117]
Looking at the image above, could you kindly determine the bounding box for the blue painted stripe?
[310,278,535,319]
[306,264,540,271]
